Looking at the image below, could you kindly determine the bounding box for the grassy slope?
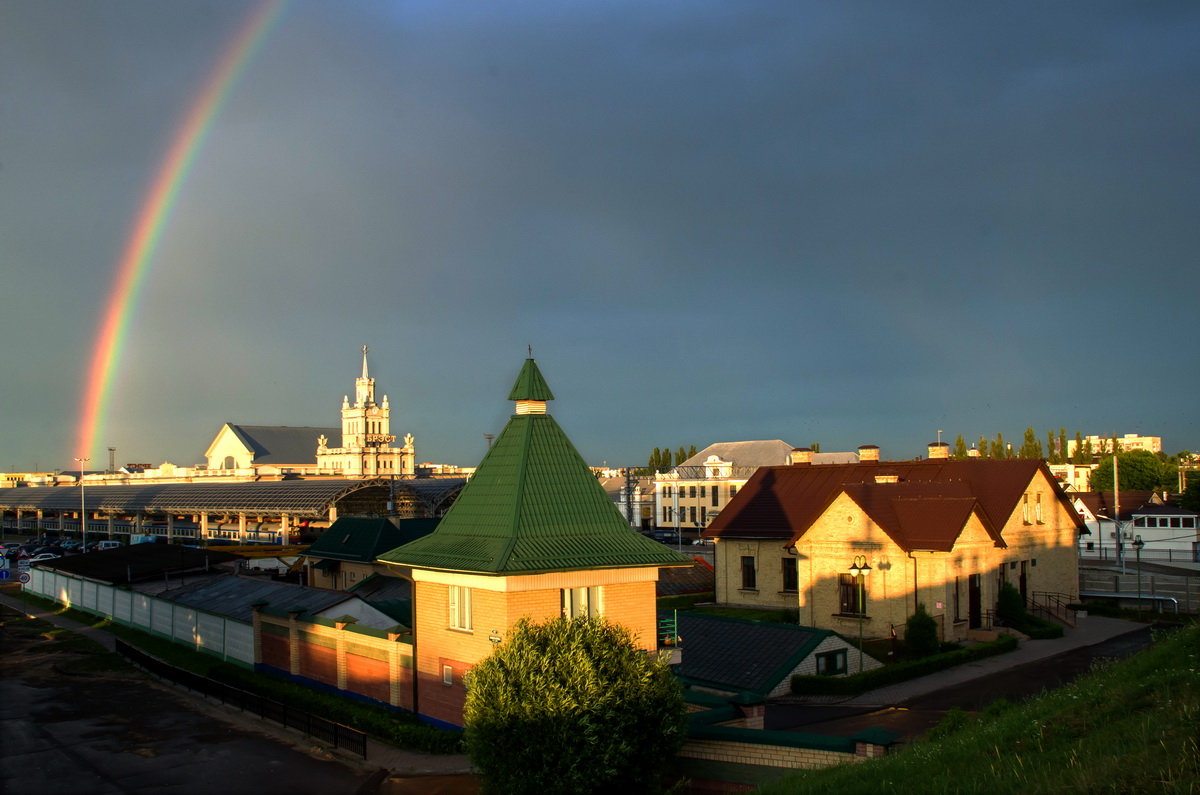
[757,621,1200,794]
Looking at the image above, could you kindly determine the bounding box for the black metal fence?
[115,639,367,759]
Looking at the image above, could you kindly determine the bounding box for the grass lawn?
[757,621,1200,794]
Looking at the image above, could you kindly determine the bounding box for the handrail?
[1030,591,1078,628]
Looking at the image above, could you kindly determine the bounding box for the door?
[968,574,982,629]
[1019,561,1028,603]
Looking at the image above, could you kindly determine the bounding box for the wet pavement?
[0,603,377,795]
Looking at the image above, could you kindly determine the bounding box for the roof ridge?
[497,414,535,568]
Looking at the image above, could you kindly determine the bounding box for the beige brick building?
[705,447,1082,643]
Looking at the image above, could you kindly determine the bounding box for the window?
[448,585,472,631]
[711,486,719,506]
[1035,493,1044,524]
[815,649,847,676]
[700,506,707,524]
[442,665,454,686]
[838,573,866,616]
[953,576,961,621]
[1022,494,1031,524]
[561,586,603,619]
[689,506,696,523]
[1184,518,1197,529]
[729,485,738,498]
[781,558,798,592]
[740,556,757,590]
[662,506,669,523]
[1134,517,1147,527]
[690,486,697,498]
[700,485,706,499]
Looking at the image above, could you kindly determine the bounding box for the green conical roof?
[507,358,555,402]
[380,363,688,575]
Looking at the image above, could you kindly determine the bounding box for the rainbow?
[74,0,287,464]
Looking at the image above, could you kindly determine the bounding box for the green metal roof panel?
[306,516,439,563]
[381,411,689,574]
[506,358,555,401]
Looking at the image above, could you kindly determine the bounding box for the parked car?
[650,530,681,544]
[28,553,61,564]
[93,540,122,552]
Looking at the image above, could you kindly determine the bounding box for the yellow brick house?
[704,446,1083,643]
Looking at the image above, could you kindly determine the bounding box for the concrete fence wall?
[24,568,254,665]
[1080,567,1200,613]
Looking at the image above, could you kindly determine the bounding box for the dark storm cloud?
[1,1,1197,471]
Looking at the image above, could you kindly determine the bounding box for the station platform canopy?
[0,478,466,519]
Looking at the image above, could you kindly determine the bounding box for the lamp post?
[849,555,871,672]
[1133,534,1145,619]
[73,457,90,546]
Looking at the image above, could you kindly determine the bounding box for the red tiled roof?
[706,458,1079,550]
[841,481,1003,552]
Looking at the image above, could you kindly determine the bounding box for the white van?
[94,541,122,552]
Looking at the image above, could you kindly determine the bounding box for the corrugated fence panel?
[68,578,83,607]
[196,612,224,654]
[225,621,255,665]
[113,589,132,624]
[173,608,197,645]
[151,600,173,636]
[132,594,152,629]
[81,580,99,611]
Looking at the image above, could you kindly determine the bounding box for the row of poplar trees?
[949,428,1107,463]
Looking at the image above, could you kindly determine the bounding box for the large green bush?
[464,616,687,794]
[904,603,940,658]
[996,582,1027,627]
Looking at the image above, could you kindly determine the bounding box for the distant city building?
[654,441,861,533]
[1047,462,1098,492]
[1066,433,1162,457]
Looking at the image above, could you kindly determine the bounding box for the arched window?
[223,456,236,470]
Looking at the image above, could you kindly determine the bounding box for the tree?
[811,442,822,453]
[1018,427,1043,459]
[648,448,662,471]
[905,604,939,658]
[990,433,1007,459]
[675,446,688,466]
[1181,477,1200,513]
[977,436,990,459]
[1088,450,1176,493]
[1058,429,1068,464]
[995,582,1027,628]
[687,445,697,459]
[1046,430,1057,463]
[1072,432,1086,464]
[952,434,969,459]
[464,617,687,794]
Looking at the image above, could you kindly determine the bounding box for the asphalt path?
[0,604,375,795]
[765,625,1159,741]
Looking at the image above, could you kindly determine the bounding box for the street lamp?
[73,457,90,546]
[849,555,871,672]
[1132,534,1145,619]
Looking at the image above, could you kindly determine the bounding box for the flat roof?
[0,478,465,519]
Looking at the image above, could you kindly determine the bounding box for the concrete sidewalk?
[836,614,1148,707]
[0,591,474,783]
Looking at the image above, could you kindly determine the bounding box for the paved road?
[0,602,376,795]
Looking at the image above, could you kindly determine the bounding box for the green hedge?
[791,635,1018,695]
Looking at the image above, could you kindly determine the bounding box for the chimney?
[928,442,950,459]
[789,447,814,465]
[857,445,880,463]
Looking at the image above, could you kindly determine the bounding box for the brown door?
[968,574,982,628]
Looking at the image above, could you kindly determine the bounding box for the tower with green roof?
[379,358,689,727]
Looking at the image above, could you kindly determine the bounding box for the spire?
[508,358,555,403]
[379,359,689,575]
[361,344,370,379]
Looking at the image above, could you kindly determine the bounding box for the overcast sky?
[2,1,1197,473]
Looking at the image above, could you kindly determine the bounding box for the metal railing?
[1030,591,1078,627]
[115,639,367,758]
